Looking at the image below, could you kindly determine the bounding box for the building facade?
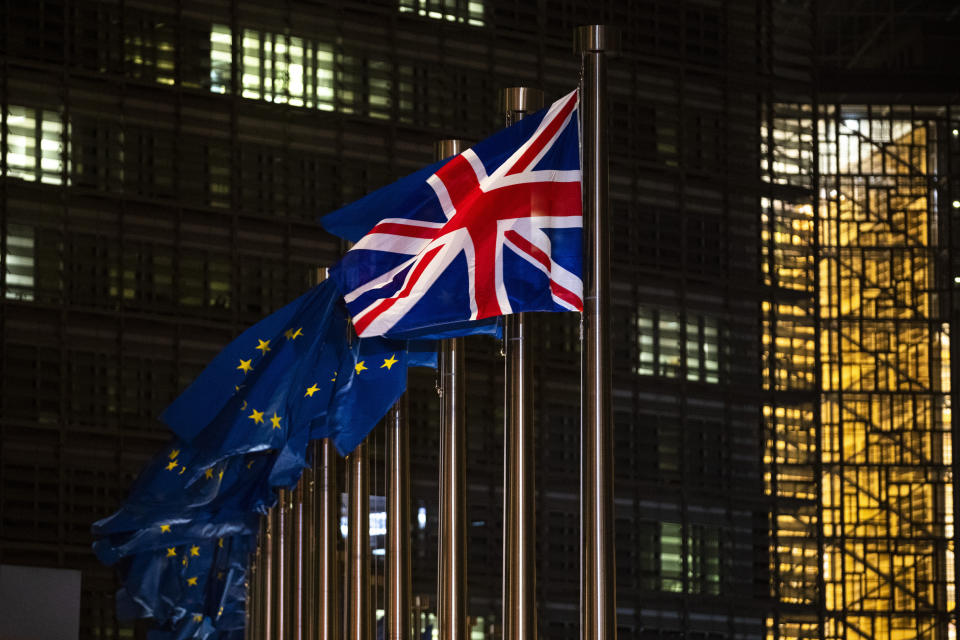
[1,1,956,639]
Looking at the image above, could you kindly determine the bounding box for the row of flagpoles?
[244,25,618,640]
[90,24,617,640]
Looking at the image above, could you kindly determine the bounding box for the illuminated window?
[636,308,721,382]
[4,106,66,185]
[3,224,35,300]
[124,21,176,85]
[399,0,485,26]
[209,24,232,94]
[368,59,393,120]
[660,522,685,593]
[210,24,334,110]
[659,522,721,595]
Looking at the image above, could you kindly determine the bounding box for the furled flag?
[323,89,582,338]
[92,444,279,540]
[114,534,254,631]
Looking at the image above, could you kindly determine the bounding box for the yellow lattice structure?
[764,108,954,640]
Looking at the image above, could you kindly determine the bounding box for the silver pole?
[301,446,317,640]
[248,524,262,640]
[348,440,372,640]
[574,25,619,640]
[311,267,339,640]
[317,438,340,640]
[291,479,305,640]
[500,86,543,640]
[435,138,468,640]
[387,395,413,640]
[262,511,275,640]
[272,488,289,640]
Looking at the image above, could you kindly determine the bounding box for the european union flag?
[207,535,255,630]
[116,534,254,633]
[161,287,321,442]
[94,511,259,566]
[93,444,283,540]
[115,537,217,622]
[328,336,410,455]
[171,281,348,473]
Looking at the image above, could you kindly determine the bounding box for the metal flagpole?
[437,137,468,640]
[247,523,263,639]
[574,25,619,640]
[316,437,341,640]
[348,440,372,640]
[500,86,544,640]
[300,445,317,640]
[262,510,275,640]
[291,478,305,640]
[272,488,289,639]
[387,394,412,640]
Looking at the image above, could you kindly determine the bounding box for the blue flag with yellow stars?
[116,534,254,632]
[179,280,349,473]
[115,537,218,622]
[206,535,255,631]
[93,447,285,542]
[328,336,410,455]
[160,286,322,442]
[93,511,259,566]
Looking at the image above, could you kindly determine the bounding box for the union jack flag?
[325,90,582,338]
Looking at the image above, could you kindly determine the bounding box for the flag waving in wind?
[324,89,582,338]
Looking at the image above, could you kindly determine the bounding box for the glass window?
[4,106,66,185]
[211,24,335,111]
[3,224,35,300]
[399,0,485,27]
[209,24,232,94]
[124,21,176,85]
[659,522,722,595]
[636,307,721,383]
[660,522,684,593]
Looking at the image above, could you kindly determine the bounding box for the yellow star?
[255,338,271,354]
[218,537,224,548]
[169,449,180,459]
[190,545,200,556]
[166,547,177,557]
[270,414,282,429]
[160,524,171,533]
[237,359,253,373]
[166,460,178,471]
[178,465,186,475]
[246,460,254,469]
[187,576,198,587]
[331,371,337,382]
[219,605,224,616]
[285,327,303,340]
[182,555,188,567]
[217,571,225,581]
[205,468,214,479]
[355,360,368,374]
[218,469,224,481]
[381,354,398,370]
[193,613,204,622]
[305,383,320,397]
[248,409,264,424]
[241,400,248,411]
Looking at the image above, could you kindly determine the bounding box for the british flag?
[324,90,582,338]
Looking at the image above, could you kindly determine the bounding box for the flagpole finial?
[500,87,545,115]
[573,25,620,56]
